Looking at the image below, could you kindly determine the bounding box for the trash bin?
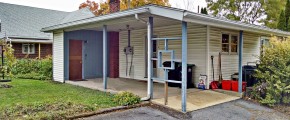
[243,65,257,87]
[163,61,195,88]
[163,61,180,87]
[231,65,257,87]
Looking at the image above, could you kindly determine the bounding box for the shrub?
[113,91,141,106]
[0,39,17,79]
[12,56,52,80]
[253,37,290,106]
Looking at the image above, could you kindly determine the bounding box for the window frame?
[22,43,35,54]
[221,33,239,55]
[260,36,270,54]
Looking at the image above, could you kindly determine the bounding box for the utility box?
[163,61,195,88]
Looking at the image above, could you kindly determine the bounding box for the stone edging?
[65,101,150,120]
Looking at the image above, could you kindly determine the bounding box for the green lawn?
[0,79,117,119]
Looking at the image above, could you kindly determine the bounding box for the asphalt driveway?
[82,99,289,120]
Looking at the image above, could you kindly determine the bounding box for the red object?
[222,80,232,90]
[211,81,219,90]
[231,81,247,92]
[109,32,119,78]
[69,40,83,80]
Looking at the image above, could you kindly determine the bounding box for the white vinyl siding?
[207,27,260,82]
[119,23,207,86]
[53,31,65,82]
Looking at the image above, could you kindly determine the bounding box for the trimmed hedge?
[113,92,141,106]
[12,56,52,80]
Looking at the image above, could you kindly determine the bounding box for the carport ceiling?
[64,14,184,32]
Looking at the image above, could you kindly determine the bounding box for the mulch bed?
[243,95,290,116]
[273,105,290,116]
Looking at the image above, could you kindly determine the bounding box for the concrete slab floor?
[152,90,240,112]
[66,78,240,112]
[66,78,199,99]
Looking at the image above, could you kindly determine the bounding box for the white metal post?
[238,30,243,93]
[103,25,108,89]
[147,17,153,98]
[181,21,188,112]
[206,25,210,89]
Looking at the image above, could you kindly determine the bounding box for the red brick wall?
[109,0,120,13]
[109,32,119,78]
[40,44,52,58]
[12,43,52,59]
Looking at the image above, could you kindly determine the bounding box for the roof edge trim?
[41,7,150,32]
[184,12,290,36]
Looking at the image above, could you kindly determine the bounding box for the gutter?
[135,14,151,101]
[10,39,52,44]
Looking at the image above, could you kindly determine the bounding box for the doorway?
[69,40,83,80]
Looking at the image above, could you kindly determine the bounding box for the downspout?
[135,14,152,101]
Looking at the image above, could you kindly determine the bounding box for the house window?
[260,37,270,54]
[221,33,238,54]
[222,34,229,52]
[231,35,238,52]
[22,44,35,54]
[261,37,270,47]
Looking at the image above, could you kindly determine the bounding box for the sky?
[0,0,207,13]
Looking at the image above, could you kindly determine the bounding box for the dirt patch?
[0,84,12,88]
[273,105,290,116]
[71,102,150,119]
[149,103,191,119]
[243,97,290,117]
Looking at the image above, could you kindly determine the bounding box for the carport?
[42,4,290,112]
[44,6,203,112]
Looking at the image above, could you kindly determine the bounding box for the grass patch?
[0,79,117,119]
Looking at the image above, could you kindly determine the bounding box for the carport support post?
[147,16,153,98]
[103,25,108,89]
[238,30,243,93]
[181,21,188,112]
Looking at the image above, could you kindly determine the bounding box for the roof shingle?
[0,2,95,40]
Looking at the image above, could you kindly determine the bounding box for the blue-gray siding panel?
[64,30,103,80]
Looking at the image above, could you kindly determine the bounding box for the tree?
[201,7,208,15]
[208,0,265,24]
[121,0,170,10]
[285,0,290,30]
[260,0,286,29]
[288,18,290,31]
[79,0,100,15]
[277,10,286,31]
[80,0,170,16]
